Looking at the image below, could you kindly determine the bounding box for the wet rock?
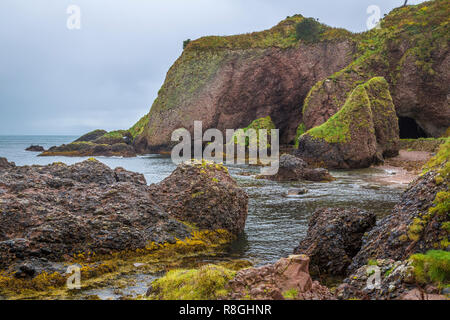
[266,154,334,182]
[294,208,376,276]
[149,160,248,235]
[0,158,15,169]
[25,145,45,152]
[285,188,309,197]
[227,255,334,300]
[0,158,247,272]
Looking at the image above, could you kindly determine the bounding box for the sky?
[0,0,427,135]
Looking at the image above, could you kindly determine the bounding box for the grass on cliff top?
[149,264,235,300]
[306,84,372,144]
[186,15,353,51]
[410,250,450,287]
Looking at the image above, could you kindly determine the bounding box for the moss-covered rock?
[233,116,276,148]
[296,77,399,168]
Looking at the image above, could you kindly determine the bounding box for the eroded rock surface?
[227,255,334,300]
[294,208,376,276]
[149,160,248,235]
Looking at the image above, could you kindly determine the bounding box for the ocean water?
[0,135,405,298]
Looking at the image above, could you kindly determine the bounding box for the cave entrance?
[398,117,428,139]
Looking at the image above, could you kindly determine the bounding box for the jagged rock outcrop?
[294,208,376,276]
[148,160,248,235]
[302,1,449,138]
[348,141,449,273]
[265,154,334,182]
[296,77,399,168]
[40,114,150,157]
[0,158,248,273]
[227,255,334,300]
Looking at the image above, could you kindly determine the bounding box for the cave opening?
[398,116,428,139]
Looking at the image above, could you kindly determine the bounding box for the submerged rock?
[294,207,376,276]
[25,145,45,152]
[265,154,334,182]
[227,255,334,300]
[149,160,248,235]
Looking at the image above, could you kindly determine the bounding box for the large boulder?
[149,160,248,235]
[294,208,376,276]
[296,78,399,169]
[227,255,334,300]
[266,154,334,182]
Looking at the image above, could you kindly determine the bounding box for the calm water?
[0,136,405,298]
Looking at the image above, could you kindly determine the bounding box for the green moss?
[128,114,149,139]
[149,264,236,300]
[307,84,371,143]
[368,259,379,266]
[233,116,276,147]
[282,288,299,300]
[429,192,450,216]
[294,123,306,148]
[410,250,450,286]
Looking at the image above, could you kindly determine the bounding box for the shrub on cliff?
[295,18,324,43]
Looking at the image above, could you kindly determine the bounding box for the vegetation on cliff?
[307,85,372,144]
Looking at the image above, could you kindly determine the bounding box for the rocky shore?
[0,157,248,298]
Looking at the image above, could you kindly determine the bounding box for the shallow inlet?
[0,136,405,299]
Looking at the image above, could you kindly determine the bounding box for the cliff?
[133,0,449,153]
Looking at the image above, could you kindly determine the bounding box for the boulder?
[149,160,248,235]
[266,154,334,182]
[227,255,334,300]
[297,78,399,169]
[294,207,376,276]
[0,158,15,169]
[25,145,45,152]
[74,129,108,142]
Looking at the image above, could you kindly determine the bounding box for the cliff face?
[132,0,448,153]
[302,0,450,137]
[134,17,356,152]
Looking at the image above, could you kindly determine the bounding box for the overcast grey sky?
[0,0,427,135]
